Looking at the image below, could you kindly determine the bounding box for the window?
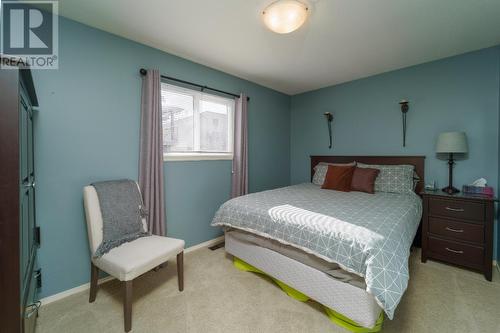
[161,82,235,161]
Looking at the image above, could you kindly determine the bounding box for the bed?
[211,156,425,329]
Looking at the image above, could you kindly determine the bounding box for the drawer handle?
[445,227,464,233]
[445,207,464,212]
[445,247,464,254]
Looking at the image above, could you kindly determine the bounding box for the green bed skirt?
[233,257,384,333]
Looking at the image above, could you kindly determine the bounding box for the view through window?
[161,82,235,160]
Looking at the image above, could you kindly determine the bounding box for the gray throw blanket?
[92,179,149,258]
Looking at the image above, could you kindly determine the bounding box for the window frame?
[161,82,235,162]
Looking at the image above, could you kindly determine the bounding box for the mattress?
[225,231,382,329]
[227,229,366,289]
[212,183,422,318]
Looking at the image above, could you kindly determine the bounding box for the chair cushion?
[93,236,185,281]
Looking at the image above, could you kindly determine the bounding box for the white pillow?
[357,163,415,194]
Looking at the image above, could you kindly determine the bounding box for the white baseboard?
[40,235,225,306]
[40,275,115,306]
[184,235,224,254]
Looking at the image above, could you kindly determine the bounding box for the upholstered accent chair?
[83,185,184,332]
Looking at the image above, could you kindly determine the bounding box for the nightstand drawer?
[429,198,484,222]
[429,217,484,243]
[428,237,483,268]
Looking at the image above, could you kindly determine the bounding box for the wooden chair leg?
[177,251,184,292]
[123,280,133,332]
[89,262,99,303]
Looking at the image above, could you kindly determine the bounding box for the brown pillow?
[312,162,356,186]
[351,167,380,194]
[321,165,355,192]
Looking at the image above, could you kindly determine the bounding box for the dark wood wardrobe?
[0,60,40,333]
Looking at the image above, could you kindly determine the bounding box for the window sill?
[164,153,233,162]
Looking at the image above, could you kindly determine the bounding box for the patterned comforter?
[211,183,422,319]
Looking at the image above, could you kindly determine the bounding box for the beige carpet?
[37,247,500,333]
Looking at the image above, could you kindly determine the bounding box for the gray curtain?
[231,94,248,198]
[139,69,166,236]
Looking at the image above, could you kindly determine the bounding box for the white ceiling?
[57,0,500,95]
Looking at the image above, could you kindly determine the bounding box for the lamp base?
[442,186,460,195]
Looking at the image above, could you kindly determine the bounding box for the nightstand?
[421,190,497,281]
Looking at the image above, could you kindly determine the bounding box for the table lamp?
[436,131,468,194]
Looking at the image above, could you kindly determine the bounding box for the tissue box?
[462,185,494,197]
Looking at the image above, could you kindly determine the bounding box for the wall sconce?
[324,112,333,149]
[399,100,409,147]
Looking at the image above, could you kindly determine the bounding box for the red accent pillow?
[351,167,380,194]
[321,165,355,192]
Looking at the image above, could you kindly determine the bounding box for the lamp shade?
[435,131,468,153]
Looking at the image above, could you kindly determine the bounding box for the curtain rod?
[139,68,249,101]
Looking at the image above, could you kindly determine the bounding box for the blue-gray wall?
[33,17,290,298]
[290,46,500,259]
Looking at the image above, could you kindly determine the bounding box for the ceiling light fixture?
[262,0,309,34]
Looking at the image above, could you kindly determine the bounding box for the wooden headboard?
[310,155,426,193]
